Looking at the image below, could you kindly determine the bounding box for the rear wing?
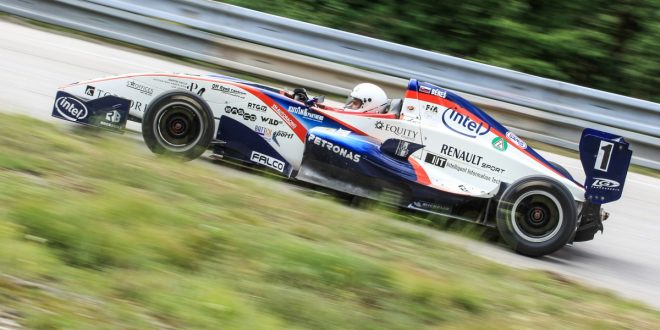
[52,91,130,132]
[579,128,632,204]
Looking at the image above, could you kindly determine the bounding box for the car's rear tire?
[496,176,577,257]
[142,91,214,161]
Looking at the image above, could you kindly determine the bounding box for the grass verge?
[0,115,658,329]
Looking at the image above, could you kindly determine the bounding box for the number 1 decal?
[595,141,614,172]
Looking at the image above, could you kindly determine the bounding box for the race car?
[51,73,632,257]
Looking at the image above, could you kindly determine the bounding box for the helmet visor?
[345,97,363,110]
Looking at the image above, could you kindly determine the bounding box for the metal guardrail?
[0,0,658,169]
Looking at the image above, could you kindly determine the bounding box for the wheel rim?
[153,101,204,152]
[510,190,563,243]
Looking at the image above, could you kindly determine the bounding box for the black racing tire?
[141,90,214,161]
[496,176,577,257]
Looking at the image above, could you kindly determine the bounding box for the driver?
[344,83,388,113]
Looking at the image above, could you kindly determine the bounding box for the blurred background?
[0,0,659,329]
[229,0,660,102]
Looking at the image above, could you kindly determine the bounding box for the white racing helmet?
[344,83,388,113]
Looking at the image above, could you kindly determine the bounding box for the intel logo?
[55,96,88,122]
[442,109,489,138]
[505,131,527,149]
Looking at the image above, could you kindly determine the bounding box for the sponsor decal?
[506,131,527,149]
[126,81,153,96]
[591,178,621,190]
[492,137,508,151]
[308,134,361,163]
[458,185,469,192]
[250,151,285,173]
[481,163,505,174]
[247,102,268,112]
[211,83,247,98]
[419,86,447,98]
[410,201,452,213]
[88,87,147,113]
[99,110,123,129]
[273,130,294,145]
[433,144,505,175]
[432,89,447,98]
[374,121,419,141]
[255,125,273,139]
[255,125,293,146]
[225,106,256,121]
[445,160,501,184]
[261,116,281,126]
[54,96,88,122]
[288,106,323,122]
[395,141,410,158]
[424,152,447,168]
[439,144,482,165]
[85,85,95,96]
[272,104,297,129]
[442,109,490,138]
[129,100,146,113]
[187,82,206,97]
[105,110,121,123]
[155,77,188,89]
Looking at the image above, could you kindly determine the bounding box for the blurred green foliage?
[222,0,660,102]
[0,113,659,328]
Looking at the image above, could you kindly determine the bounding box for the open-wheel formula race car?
[51,73,632,257]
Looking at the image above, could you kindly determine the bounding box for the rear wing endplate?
[579,128,632,204]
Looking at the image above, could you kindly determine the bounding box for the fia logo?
[425,104,439,113]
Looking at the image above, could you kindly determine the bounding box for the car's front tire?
[496,176,577,257]
[142,90,214,161]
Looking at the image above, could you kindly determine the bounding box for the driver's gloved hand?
[293,88,308,102]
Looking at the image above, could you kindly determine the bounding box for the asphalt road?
[1,18,659,309]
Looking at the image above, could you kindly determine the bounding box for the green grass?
[0,113,658,329]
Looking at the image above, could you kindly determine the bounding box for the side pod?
[52,91,130,132]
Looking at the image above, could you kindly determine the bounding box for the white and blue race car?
[51,73,632,257]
